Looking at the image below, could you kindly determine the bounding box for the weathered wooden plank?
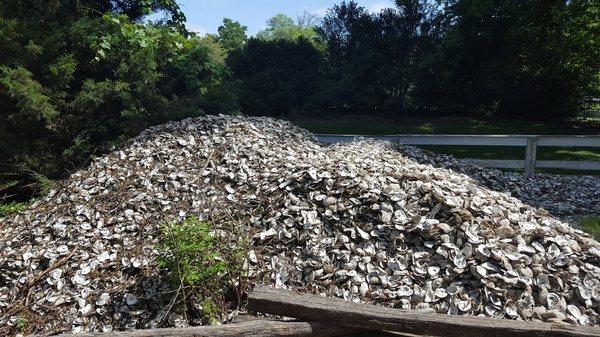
[525,137,539,175]
[248,286,600,337]
[395,135,527,146]
[45,320,358,337]
[0,179,39,203]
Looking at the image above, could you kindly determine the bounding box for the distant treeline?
[229,0,599,121]
[0,0,599,179]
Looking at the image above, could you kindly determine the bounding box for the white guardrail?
[315,134,600,175]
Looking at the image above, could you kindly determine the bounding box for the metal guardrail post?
[525,136,538,175]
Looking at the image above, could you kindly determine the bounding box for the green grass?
[580,217,600,240]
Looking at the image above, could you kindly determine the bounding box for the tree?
[228,37,323,117]
[438,0,600,120]
[314,0,600,119]
[256,13,319,42]
[0,0,235,178]
[0,0,187,31]
[297,11,321,28]
[217,18,248,52]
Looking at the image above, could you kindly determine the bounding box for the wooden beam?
[315,134,600,148]
[44,320,358,337]
[248,286,600,337]
[314,134,530,146]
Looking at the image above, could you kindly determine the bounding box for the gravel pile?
[1,115,598,334]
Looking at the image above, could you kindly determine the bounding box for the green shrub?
[157,216,248,325]
[15,315,27,333]
[0,201,28,217]
[158,218,226,286]
[0,4,238,180]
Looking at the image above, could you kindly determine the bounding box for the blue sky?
[175,0,395,36]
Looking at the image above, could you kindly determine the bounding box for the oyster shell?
[0,114,598,334]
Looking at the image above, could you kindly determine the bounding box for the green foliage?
[0,201,28,217]
[0,2,237,179]
[217,18,247,52]
[34,173,55,196]
[421,0,600,120]
[158,218,226,286]
[15,315,27,333]
[156,216,249,324]
[306,0,600,119]
[0,66,58,125]
[1,0,598,183]
[580,217,600,241]
[256,13,320,44]
[228,37,323,117]
[200,298,220,325]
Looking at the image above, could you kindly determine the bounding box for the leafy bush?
[0,3,238,180]
[0,201,28,217]
[157,217,248,324]
[158,218,226,286]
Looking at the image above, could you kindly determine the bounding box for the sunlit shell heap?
[1,115,599,334]
[396,147,600,222]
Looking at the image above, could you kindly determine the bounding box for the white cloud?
[186,24,210,36]
[366,2,392,13]
[310,7,329,18]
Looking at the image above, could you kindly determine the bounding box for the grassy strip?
[580,217,600,240]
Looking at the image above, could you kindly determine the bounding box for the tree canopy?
[0,0,236,178]
[0,0,598,180]
[256,13,320,42]
[217,18,248,52]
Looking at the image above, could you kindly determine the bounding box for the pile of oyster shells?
[0,115,598,334]
[396,147,600,223]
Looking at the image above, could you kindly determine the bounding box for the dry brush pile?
[0,115,599,334]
